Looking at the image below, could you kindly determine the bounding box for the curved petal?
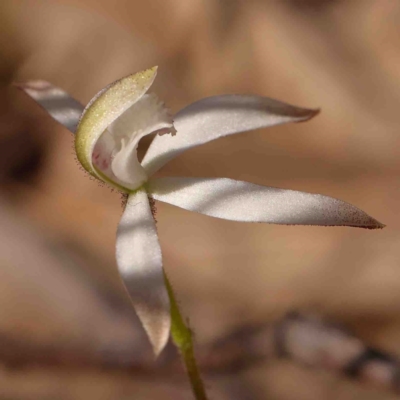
[75,67,158,188]
[148,177,384,229]
[108,94,175,190]
[116,189,170,355]
[15,81,84,133]
[142,95,319,175]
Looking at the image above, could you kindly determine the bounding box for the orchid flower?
[17,67,383,356]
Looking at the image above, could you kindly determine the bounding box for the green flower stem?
[164,273,209,400]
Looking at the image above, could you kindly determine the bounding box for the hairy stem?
[164,274,209,400]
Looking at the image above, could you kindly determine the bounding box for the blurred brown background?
[0,0,399,399]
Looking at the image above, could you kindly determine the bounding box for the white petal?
[142,95,319,175]
[15,81,84,133]
[116,189,170,355]
[108,94,175,190]
[148,177,384,229]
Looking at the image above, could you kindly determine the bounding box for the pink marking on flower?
[102,159,109,170]
[92,153,101,168]
[92,141,114,176]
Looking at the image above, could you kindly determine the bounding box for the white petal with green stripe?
[75,67,175,192]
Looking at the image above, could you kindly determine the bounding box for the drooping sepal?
[116,190,170,355]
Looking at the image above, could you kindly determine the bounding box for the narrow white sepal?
[116,189,170,355]
[142,95,319,175]
[148,177,384,229]
[15,81,84,133]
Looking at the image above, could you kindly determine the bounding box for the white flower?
[17,67,384,355]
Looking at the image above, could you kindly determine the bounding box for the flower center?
[92,93,175,191]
